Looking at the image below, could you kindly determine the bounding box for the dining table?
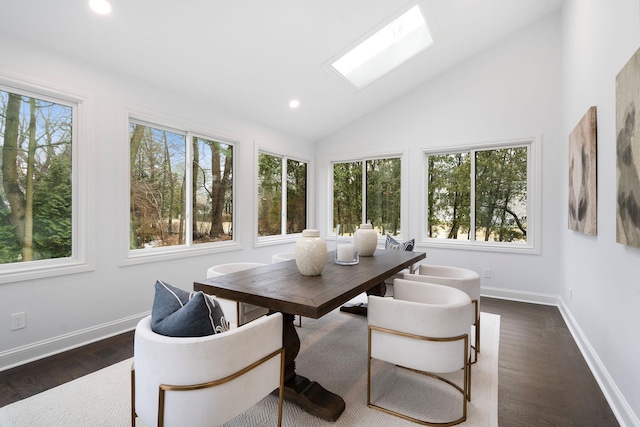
[193,248,426,422]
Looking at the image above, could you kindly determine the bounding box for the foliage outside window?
[258,152,307,237]
[426,144,529,245]
[130,120,234,250]
[333,157,401,236]
[0,88,73,265]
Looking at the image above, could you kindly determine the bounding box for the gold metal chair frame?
[367,325,471,427]
[131,347,286,427]
[471,298,480,364]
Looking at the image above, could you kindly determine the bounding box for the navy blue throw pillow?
[385,235,415,251]
[151,280,229,337]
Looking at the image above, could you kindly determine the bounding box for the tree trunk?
[2,93,26,246]
[129,124,144,175]
[23,97,37,261]
[192,139,200,239]
[178,175,185,245]
[210,144,229,238]
[162,133,173,234]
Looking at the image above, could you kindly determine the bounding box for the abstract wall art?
[568,106,597,235]
[616,46,640,248]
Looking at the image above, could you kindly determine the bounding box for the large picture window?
[129,119,234,252]
[332,157,401,236]
[0,87,74,266]
[425,140,537,251]
[257,152,307,238]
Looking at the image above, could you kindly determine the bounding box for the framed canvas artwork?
[616,46,640,248]
[568,106,597,235]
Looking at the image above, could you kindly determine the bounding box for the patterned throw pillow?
[385,234,415,251]
[151,280,229,337]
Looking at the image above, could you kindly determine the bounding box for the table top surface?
[194,249,425,318]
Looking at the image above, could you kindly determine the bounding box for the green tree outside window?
[258,152,307,237]
[426,145,528,243]
[0,89,73,264]
[333,157,401,236]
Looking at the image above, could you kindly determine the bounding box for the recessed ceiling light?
[89,0,112,15]
[289,99,300,109]
[331,4,434,89]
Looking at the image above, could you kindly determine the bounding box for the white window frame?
[0,74,92,284]
[254,143,313,247]
[327,150,408,240]
[122,111,241,266]
[421,137,541,254]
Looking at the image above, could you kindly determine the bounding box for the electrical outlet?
[483,268,492,278]
[11,312,26,330]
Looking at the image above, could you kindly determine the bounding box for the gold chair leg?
[367,328,470,426]
[130,368,136,426]
[470,300,480,364]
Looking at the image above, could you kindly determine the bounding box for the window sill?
[0,259,94,285]
[121,241,243,267]
[419,238,539,255]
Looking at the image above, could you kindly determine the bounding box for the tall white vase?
[295,229,327,276]
[355,223,378,256]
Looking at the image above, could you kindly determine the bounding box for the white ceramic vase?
[295,229,327,276]
[355,223,378,256]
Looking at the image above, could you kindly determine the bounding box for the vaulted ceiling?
[0,0,563,141]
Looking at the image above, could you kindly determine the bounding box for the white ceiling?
[0,0,563,141]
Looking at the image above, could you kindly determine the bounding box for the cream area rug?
[0,300,500,427]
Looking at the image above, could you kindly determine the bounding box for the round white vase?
[355,223,378,256]
[295,229,327,276]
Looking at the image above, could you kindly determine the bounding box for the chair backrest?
[207,262,266,277]
[368,280,473,374]
[134,313,283,426]
[407,264,481,303]
[418,264,479,280]
[271,252,296,263]
[206,263,269,326]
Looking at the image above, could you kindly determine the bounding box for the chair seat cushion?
[151,280,229,337]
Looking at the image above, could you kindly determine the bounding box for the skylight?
[331,4,434,89]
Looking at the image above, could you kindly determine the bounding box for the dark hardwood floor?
[0,298,620,426]
[481,298,619,427]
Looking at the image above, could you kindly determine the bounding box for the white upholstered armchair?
[131,313,285,427]
[206,262,270,327]
[404,264,481,362]
[271,252,296,263]
[367,279,474,426]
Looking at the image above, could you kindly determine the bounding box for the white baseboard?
[557,299,640,427]
[481,286,561,306]
[0,312,149,372]
[482,286,639,427]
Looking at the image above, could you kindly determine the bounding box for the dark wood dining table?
[193,248,426,422]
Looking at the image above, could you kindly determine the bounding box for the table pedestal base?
[283,374,346,421]
[281,313,346,421]
[339,302,368,315]
[339,282,387,316]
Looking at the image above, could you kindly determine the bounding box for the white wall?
[562,0,640,425]
[316,13,565,298]
[315,5,640,423]
[2,4,639,424]
[0,34,311,369]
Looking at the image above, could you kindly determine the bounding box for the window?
[129,119,234,253]
[0,80,88,282]
[257,152,307,238]
[332,156,402,236]
[425,139,539,252]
